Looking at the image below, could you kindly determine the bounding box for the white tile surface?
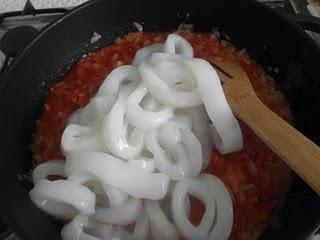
[0,0,89,13]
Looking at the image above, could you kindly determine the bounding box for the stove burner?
[0,0,67,78]
[0,25,38,75]
[0,0,67,24]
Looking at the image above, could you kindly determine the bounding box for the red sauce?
[33,32,293,239]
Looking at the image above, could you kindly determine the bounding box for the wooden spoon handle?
[233,95,320,195]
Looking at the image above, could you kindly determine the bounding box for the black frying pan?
[1,0,320,239]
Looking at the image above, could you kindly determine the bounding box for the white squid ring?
[111,210,149,240]
[199,174,234,240]
[93,197,143,225]
[102,183,129,207]
[67,173,129,209]
[32,160,65,184]
[138,61,202,108]
[171,178,216,240]
[182,105,213,168]
[68,95,117,128]
[146,121,202,180]
[61,215,113,240]
[186,58,243,154]
[164,34,194,58]
[145,200,179,240]
[30,179,96,219]
[61,124,107,155]
[145,130,187,180]
[97,65,140,97]
[126,83,174,129]
[102,97,145,160]
[128,158,156,173]
[133,43,164,67]
[65,151,169,200]
[151,53,196,91]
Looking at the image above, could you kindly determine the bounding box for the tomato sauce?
[33,32,293,239]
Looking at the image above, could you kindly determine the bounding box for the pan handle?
[281,12,320,34]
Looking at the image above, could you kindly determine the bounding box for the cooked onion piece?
[30,179,96,219]
[65,151,169,200]
[61,124,106,154]
[126,83,174,129]
[145,200,179,240]
[186,58,243,154]
[32,160,65,183]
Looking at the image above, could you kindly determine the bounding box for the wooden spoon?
[211,59,320,195]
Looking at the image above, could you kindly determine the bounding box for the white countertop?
[0,0,89,12]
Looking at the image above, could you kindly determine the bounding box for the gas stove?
[0,0,319,240]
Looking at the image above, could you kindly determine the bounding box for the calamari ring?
[171,178,216,240]
[30,179,96,219]
[126,83,174,130]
